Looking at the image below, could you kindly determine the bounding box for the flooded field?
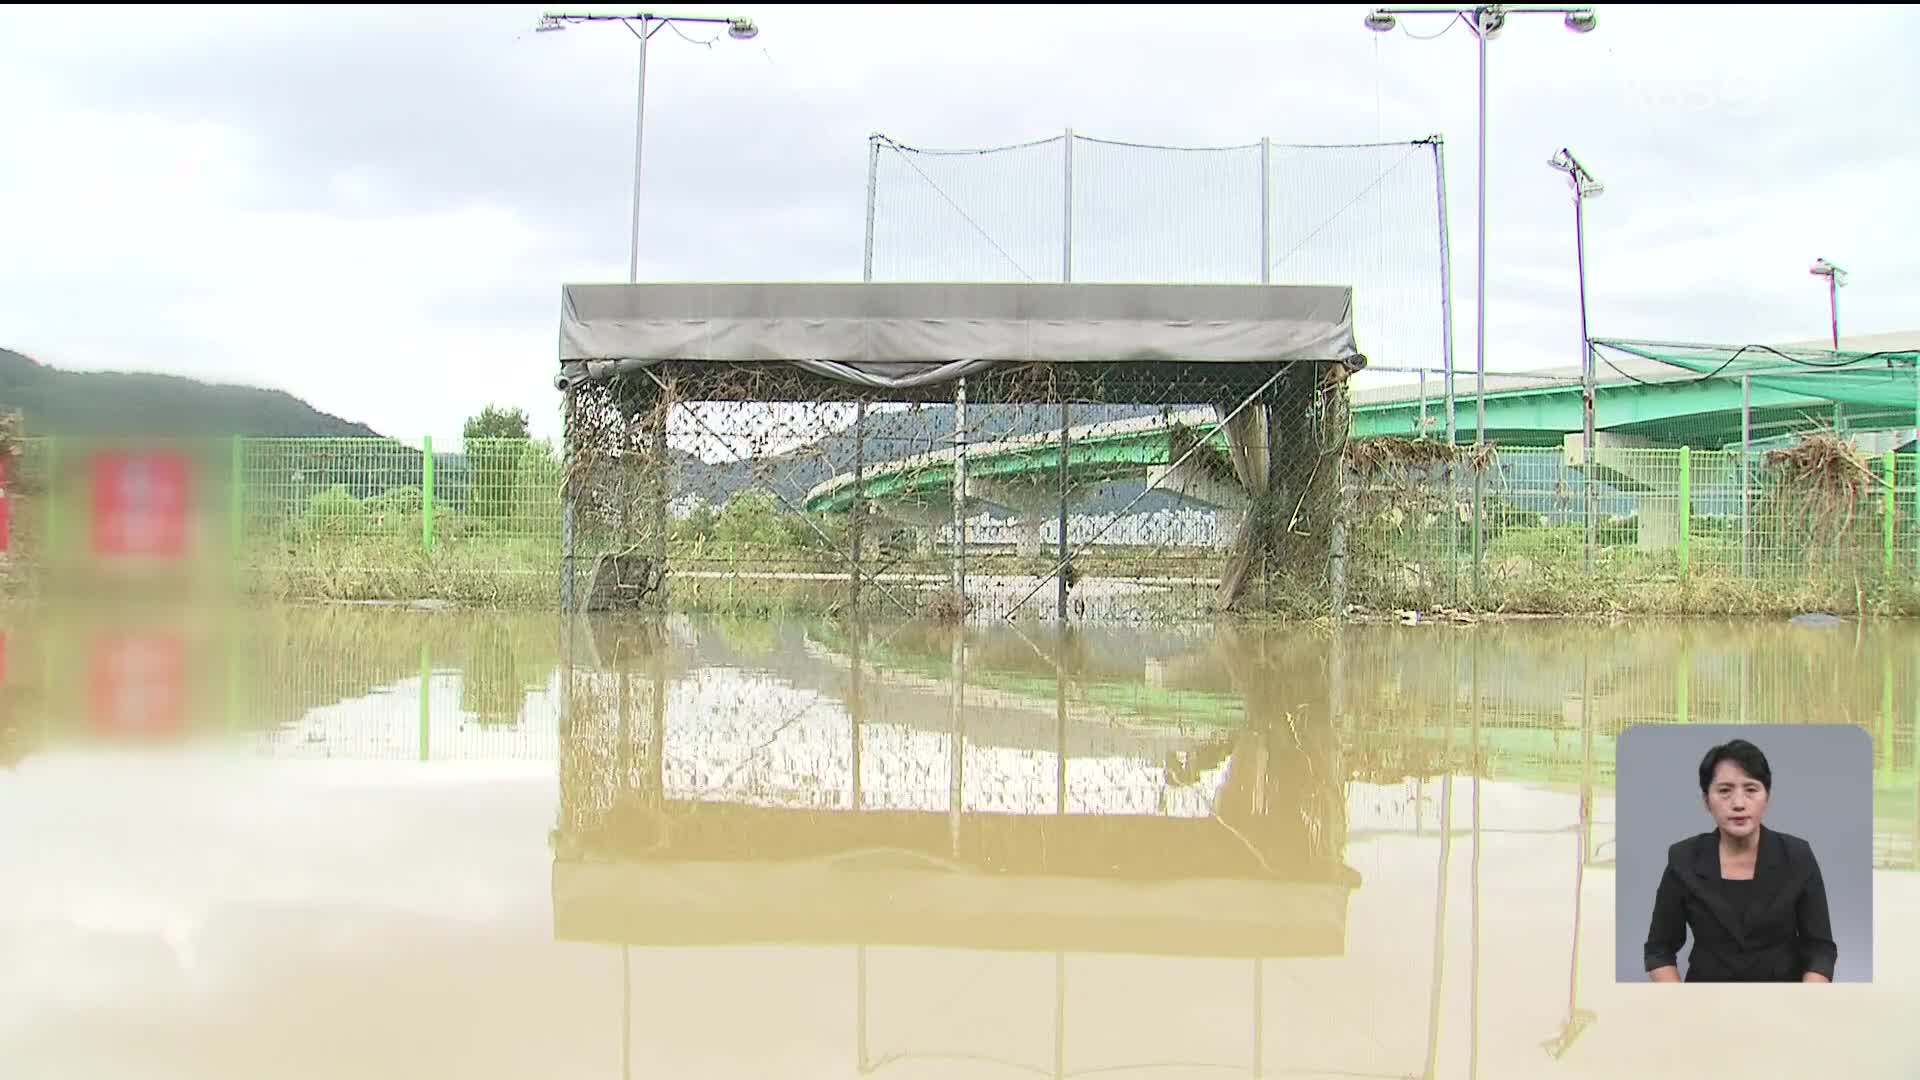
[1,606,1916,1079]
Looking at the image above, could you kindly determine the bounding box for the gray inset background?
[1614,724,1873,982]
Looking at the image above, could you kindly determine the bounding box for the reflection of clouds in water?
[255,673,561,761]
[652,666,1235,815]
[1348,780,1615,836]
[0,749,558,1015]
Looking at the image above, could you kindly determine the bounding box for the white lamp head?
[1364,10,1398,31]
[1564,9,1598,32]
[727,17,758,40]
[1549,148,1602,197]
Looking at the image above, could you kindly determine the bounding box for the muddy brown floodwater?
[1,606,1915,1078]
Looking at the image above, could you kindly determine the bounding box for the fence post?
[226,622,240,734]
[1062,128,1074,282]
[1678,447,1691,579]
[852,400,866,614]
[422,436,435,552]
[418,640,431,762]
[561,387,577,616]
[1057,127,1073,620]
[229,435,244,567]
[1418,370,1428,437]
[1056,395,1070,623]
[1880,649,1893,776]
[1428,136,1461,606]
[43,435,58,558]
[1330,464,1350,620]
[863,135,879,283]
[653,390,670,608]
[1885,450,1896,578]
[1259,137,1272,284]
[953,378,967,598]
[1676,646,1690,724]
[1740,377,1751,579]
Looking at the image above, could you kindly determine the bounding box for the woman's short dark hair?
[1698,739,1771,795]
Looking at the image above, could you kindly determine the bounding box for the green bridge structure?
[803,338,1920,544]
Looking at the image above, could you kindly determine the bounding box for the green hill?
[0,347,383,438]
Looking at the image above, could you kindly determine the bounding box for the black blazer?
[1643,826,1838,982]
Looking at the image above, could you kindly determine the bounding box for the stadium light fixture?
[1360,4,1600,600]
[536,11,761,283]
[1809,258,1848,349]
[1549,146,1602,569]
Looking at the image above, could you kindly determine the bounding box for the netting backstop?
[544,131,1456,623]
[559,344,1355,624]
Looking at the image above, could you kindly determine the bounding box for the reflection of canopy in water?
[553,806,1359,958]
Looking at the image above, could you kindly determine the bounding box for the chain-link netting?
[560,358,1354,622]
[869,133,1449,620]
[868,132,1448,380]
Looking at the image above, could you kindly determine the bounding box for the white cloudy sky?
[3,3,1917,444]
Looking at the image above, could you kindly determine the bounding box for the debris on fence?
[1762,430,1879,545]
[1344,435,1499,485]
[922,588,974,624]
[581,548,663,613]
[1165,420,1239,486]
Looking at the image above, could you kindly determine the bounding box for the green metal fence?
[4,427,1915,615]
[1345,443,1916,614]
[6,434,562,605]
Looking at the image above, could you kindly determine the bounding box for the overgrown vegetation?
[5,397,1916,619]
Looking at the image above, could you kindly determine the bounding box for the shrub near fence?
[237,436,564,605]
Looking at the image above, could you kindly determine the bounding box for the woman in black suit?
[1643,738,1838,983]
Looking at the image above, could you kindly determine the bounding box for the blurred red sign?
[89,633,188,737]
[91,451,191,558]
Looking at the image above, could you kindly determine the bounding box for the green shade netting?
[1595,340,1920,412]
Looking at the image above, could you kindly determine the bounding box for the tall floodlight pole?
[1366,4,1598,603]
[540,10,759,613]
[537,16,756,1065]
[537,11,761,284]
[1549,148,1603,570]
[1809,257,1847,350]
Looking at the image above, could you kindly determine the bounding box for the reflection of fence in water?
[247,672,561,762]
[1330,620,1920,868]
[560,665,1241,818]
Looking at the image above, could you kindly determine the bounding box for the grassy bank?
[12,525,1911,620]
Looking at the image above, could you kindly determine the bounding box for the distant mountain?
[0,347,382,438]
[0,348,1207,518]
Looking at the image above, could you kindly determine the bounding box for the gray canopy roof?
[555,281,1362,392]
